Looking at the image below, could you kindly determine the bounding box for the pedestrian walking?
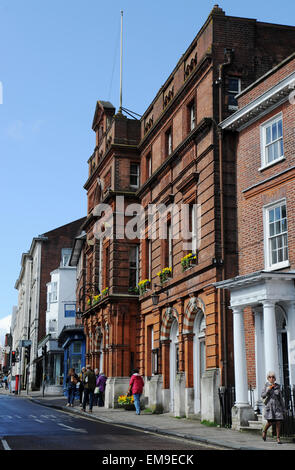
[93,368,100,406]
[82,365,96,413]
[128,368,144,415]
[261,371,285,444]
[3,375,8,390]
[78,367,86,407]
[97,372,107,407]
[66,368,79,407]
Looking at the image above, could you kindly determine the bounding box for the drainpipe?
[216,48,233,388]
[121,309,125,377]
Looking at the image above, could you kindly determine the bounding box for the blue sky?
[0,0,295,330]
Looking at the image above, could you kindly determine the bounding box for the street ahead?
[0,394,222,451]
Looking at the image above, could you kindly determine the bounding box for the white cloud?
[5,120,25,140]
[5,119,44,140]
[0,315,11,346]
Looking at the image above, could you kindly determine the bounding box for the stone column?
[232,306,248,406]
[286,301,295,386]
[231,306,256,429]
[253,306,264,411]
[262,300,279,378]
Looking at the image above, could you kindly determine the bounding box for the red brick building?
[81,101,141,403]
[217,52,295,428]
[81,6,295,421]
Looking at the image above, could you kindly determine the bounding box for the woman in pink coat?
[128,368,144,415]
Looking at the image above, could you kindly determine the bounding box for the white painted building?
[14,237,46,391]
[44,251,77,393]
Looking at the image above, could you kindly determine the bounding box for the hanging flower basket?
[181,253,197,271]
[101,287,109,297]
[93,294,102,305]
[138,279,151,295]
[157,267,172,284]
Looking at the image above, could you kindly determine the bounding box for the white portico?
[215,271,295,429]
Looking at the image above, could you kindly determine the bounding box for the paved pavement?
[1,389,295,450]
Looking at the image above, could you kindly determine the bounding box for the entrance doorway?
[169,319,178,412]
[277,307,290,388]
[193,313,206,414]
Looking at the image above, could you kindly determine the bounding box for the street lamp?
[151,284,169,306]
[76,307,82,320]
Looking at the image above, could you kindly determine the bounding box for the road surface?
[0,394,224,453]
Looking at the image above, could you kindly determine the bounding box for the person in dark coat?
[66,368,79,407]
[78,367,86,407]
[261,371,285,444]
[82,365,96,413]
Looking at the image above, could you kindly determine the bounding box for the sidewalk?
[5,389,295,451]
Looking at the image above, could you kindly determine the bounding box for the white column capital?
[230,305,244,314]
[261,299,278,307]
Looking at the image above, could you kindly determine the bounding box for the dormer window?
[61,248,72,266]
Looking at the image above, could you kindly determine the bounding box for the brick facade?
[234,54,295,388]
[81,7,295,419]
[218,52,295,425]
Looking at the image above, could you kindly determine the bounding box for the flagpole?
[119,10,123,113]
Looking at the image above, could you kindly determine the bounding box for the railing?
[218,384,295,436]
[280,385,295,437]
[218,386,235,428]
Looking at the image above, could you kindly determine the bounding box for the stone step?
[248,420,263,429]
[240,426,263,434]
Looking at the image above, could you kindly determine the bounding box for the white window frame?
[190,204,197,254]
[50,282,58,302]
[167,128,172,156]
[147,153,152,178]
[148,239,152,281]
[227,77,241,110]
[259,112,285,171]
[168,222,173,269]
[263,199,289,271]
[130,163,140,189]
[61,248,71,267]
[189,102,195,131]
[129,245,139,287]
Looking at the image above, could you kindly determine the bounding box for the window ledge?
[259,156,285,172]
[264,261,290,272]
